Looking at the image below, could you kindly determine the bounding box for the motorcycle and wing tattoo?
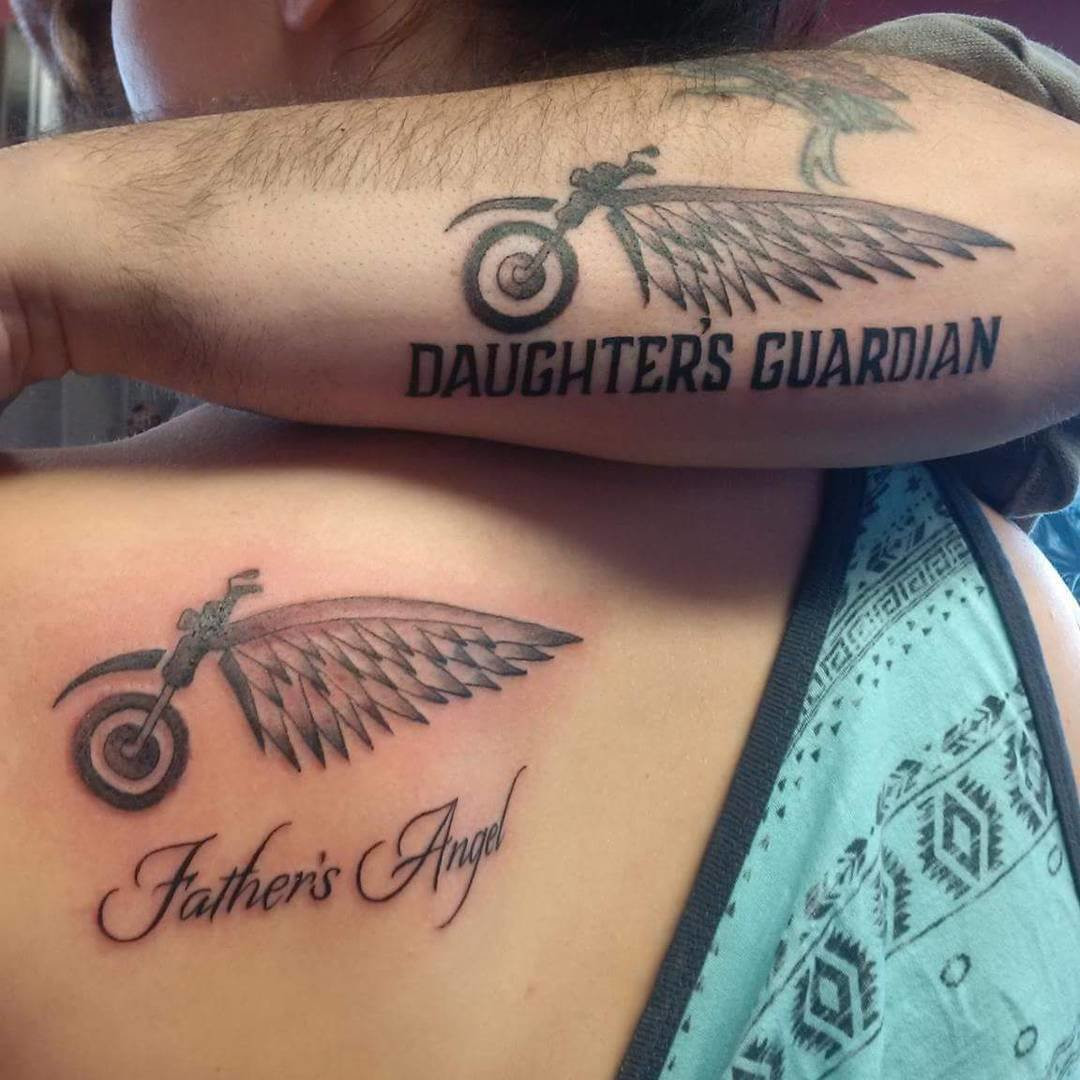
[448,145,1012,334]
[55,570,581,812]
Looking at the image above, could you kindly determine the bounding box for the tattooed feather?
[219,600,581,767]
[605,186,1012,320]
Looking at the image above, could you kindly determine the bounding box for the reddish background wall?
[820,0,1080,61]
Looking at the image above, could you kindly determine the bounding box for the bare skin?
[0,413,821,1080]
[0,412,1076,1080]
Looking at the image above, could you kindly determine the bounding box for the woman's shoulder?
[979,499,1080,791]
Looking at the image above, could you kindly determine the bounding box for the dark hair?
[16,0,825,125]
[494,0,824,70]
[12,0,126,124]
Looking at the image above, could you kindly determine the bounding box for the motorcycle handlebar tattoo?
[54,570,264,811]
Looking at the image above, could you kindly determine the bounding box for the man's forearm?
[3,51,1078,465]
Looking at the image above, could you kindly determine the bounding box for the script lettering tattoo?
[53,571,579,811]
[356,764,526,928]
[440,146,1011,336]
[96,768,525,942]
[674,53,913,189]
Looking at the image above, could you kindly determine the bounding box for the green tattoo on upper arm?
[672,52,913,189]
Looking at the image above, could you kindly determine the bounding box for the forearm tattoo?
[434,143,1009,343]
[55,570,579,812]
[418,58,1011,386]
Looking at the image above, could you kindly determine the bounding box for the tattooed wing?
[605,185,1013,318]
[217,598,581,769]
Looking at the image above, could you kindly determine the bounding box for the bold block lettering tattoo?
[408,316,1004,399]
[96,767,526,942]
[53,571,580,812]
[444,146,1011,334]
[673,53,914,189]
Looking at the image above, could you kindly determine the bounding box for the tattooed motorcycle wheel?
[462,220,579,333]
[72,692,190,811]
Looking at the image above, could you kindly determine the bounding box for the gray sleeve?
[845,14,1080,523]
[844,14,1080,121]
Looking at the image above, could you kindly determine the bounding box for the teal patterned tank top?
[616,464,1080,1080]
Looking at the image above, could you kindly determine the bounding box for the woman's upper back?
[0,409,1075,1080]
[0,409,825,1080]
